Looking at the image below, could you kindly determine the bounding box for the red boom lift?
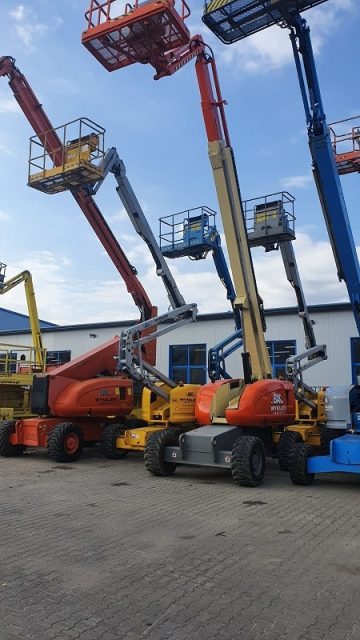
[0,56,157,362]
[0,55,160,461]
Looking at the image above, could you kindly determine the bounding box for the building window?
[46,350,71,366]
[266,340,296,378]
[351,338,360,384]
[169,344,207,385]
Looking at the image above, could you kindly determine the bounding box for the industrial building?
[1,302,358,387]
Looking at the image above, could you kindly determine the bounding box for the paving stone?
[1,450,360,639]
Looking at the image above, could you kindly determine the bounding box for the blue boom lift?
[159,206,243,381]
[202,0,360,483]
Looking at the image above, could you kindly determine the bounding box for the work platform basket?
[160,206,218,260]
[244,192,295,250]
[202,0,328,43]
[329,116,360,176]
[82,0,191,73]
[28,118,105,194]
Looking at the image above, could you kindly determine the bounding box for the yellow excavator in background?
[0,262,46,420]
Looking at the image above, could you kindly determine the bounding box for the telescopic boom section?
[0,56,157,351]
[194,48,271,378]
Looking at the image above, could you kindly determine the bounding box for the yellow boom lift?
[0,262,46,420]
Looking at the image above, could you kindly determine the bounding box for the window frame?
[46,350,71,366]
[169,343,207,385]
[266,339,296,378]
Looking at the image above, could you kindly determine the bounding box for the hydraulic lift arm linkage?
[0,267,45,368]
[89,147,197,397]
[0,56,159,363]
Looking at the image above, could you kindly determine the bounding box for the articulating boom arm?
[211,231,241,330]
[0,56,156,325]
[120,304,197,400]
[90,147,186,310]
[207,228,243,381]
[279,240,316,350]
[286,14,360,334]
[0,268,45,367]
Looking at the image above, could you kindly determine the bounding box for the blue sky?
[0,0,359,324]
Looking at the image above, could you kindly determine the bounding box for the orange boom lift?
[82,0,296,486]
[0,55,158,461]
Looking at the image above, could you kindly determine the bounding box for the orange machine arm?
[0,56,156,324]
[151,36,230,146]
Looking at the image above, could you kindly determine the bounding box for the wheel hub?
[64,433,79,454]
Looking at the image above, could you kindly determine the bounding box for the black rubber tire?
[125,418,147,429]
[0,421,26,457]
[47,422,84,463]
[320,425,343,454]
[101,424,128,460]
[144,429,179,477]
[278,430,303,471]
[289,443,315,486]
[231,435,266,487]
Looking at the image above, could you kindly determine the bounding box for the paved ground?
[1,448,360,640]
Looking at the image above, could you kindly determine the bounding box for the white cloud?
[280,174,312,189]
[0,227,354,327]
[0,94,21,114]
[107,207,128,223]
[9,4,62,51]
[0,144,14,157]
[253,229,348,309]
[10,4,26,21]
[0,210,10,221]
[195,0,356,75]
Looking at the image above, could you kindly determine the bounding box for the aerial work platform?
[159,207,218,260]
[202,0,328,43]
[82,0,191,73]
[330,117,360,176]
[28,118,105,194]
[245,192,295,251]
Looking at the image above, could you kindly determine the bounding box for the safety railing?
[28,117,105,194]
[244,191,295,247]
[159,206,217,258]
[0,343,47,378]
[85,0,190,30]
[330,116,360,156]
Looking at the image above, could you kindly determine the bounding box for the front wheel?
[47,422,84,463]
[144,429,179,477]
[0,421,27,457]
[101,424,128,460]
[278,430,303,471]
[288,443,314,486]
[231,435,266,487]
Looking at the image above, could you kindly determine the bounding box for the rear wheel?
[144,429,179,477]
[101,424,128,460]
[278,430,303,471]
[47,422,84,463]
[289,443,314,486]
[231,436,266,487]
[0,421,27,457]
[320,425,343,454]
